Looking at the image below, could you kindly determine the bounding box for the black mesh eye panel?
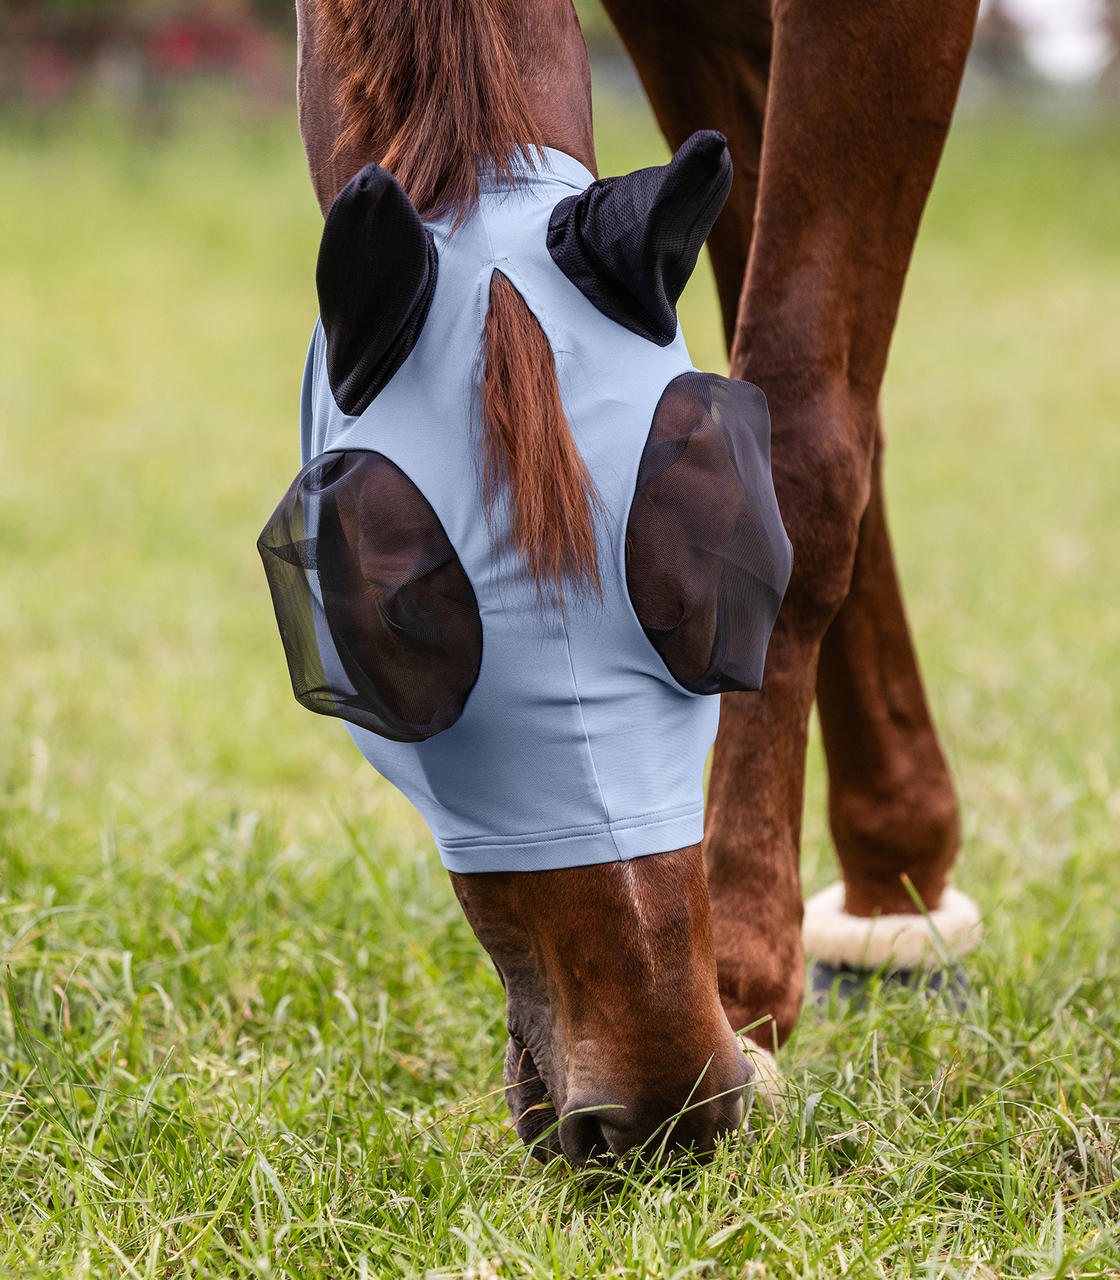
[258,451,482,742]
[625,372,793,695]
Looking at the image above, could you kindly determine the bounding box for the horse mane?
[314,0,601,605]
[314,0,542,222]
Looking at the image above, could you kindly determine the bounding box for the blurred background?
[1,4,1119,1269]
[5,0,1120,110]
[4,0,1120,110]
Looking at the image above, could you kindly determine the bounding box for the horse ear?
[317,163,439,416]
[547,130,732,346]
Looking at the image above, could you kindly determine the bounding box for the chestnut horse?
[291,0,981,1164]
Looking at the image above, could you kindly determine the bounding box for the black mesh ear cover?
[258,451,482,742]
[547,130,732,346]
[317,164,439,416]
[626,372,793,694]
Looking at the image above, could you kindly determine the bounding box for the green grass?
[2,94,1120,1278]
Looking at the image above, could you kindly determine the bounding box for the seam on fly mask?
[477,192,621,858]
[561,624,622,860]
[436,800,702,850]
[507,276,621,860]
[494,222,703,703]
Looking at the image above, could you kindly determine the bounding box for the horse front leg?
[702,0,979,1041]
[601,0,794,1051]
[801,422,984,991]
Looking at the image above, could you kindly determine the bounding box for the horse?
[280,0,984,1166]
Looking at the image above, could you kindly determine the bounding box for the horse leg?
[815,441,959,915]
[606,0,980,1042]
[801,432,985,992]
[291,0,755,1160]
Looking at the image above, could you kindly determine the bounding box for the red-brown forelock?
[481,271,603,608]
[312,0,544,223]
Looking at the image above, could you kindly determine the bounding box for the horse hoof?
[802,880,980,1012]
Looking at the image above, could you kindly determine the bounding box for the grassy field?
[2,91,1120,1278]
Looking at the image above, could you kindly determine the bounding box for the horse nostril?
[596,1115,641,1157]
[558,1102,615,1166]
[561,1077,747,1164]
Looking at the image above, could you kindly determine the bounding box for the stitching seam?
[560,625,622,860]
[437,804,704,851]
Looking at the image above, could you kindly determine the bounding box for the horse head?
[268,0,792,1167]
